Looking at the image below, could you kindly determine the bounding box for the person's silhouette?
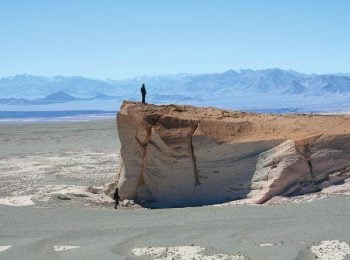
[114,189,120,209]
[141,84,147,104]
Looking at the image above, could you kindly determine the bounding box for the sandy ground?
[0,120,119,207]
[0,119,350,259]
[0,197,350,259]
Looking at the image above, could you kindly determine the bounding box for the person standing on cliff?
[141,84,147,104]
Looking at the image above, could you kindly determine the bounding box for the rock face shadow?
[113,101,350,208]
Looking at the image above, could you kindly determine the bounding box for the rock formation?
[114,101,350,207]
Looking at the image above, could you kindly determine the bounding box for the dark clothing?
[141,84,147,104]
[114,189,120,209]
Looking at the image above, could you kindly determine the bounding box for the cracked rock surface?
[114,101,350,207]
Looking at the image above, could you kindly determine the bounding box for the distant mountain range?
[0,91,117,105]
[1,69,350,113]
[2,69,350,99]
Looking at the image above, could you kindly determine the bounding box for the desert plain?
[0,119,349,260]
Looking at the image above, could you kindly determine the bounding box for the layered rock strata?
[115,101,350,207]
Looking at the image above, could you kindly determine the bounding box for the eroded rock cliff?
[114,101,350,207]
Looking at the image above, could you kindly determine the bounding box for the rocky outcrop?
[114,101,350,207]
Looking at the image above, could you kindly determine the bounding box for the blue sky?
[1,0,350,79]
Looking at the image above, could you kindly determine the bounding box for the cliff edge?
[114,101,350,207]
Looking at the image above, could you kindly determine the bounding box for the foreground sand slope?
[115,101,350,207]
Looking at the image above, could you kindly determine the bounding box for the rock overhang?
[114,101,350,208]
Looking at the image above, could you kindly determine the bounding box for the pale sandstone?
[114,101,350,207]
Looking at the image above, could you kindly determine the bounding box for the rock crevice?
[190,123,200,186]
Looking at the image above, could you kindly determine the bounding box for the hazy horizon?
[1,67,350,81]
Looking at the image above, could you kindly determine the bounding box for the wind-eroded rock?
[114,101,350,207]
